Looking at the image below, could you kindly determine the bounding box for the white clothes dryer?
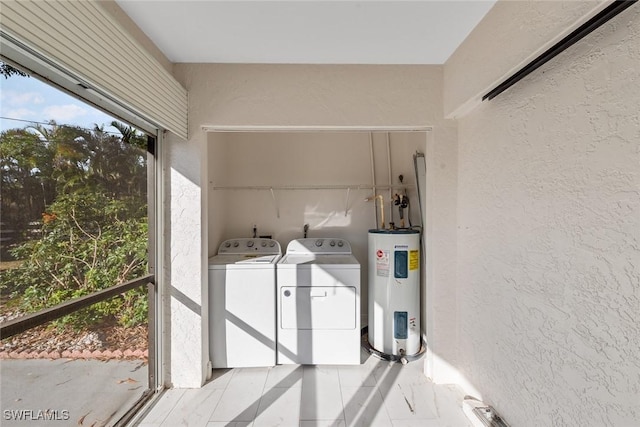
[277,238,360,365]
[208,238,281,368]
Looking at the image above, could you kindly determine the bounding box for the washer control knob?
[261,241,267,247]
[315,239,323,247]
[224,242,231,248]
[246,240,254,247]
[337,241,344,247]
[269,241,276,247]
[233,241,239,247]
[329,240,336,247]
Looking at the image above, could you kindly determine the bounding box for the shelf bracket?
[344,187,351,217]
[270,187,280,218]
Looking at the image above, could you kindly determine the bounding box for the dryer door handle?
[310,290,327,298]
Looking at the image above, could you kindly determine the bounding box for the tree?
[0,128,56,238]
[1,121,149,328]
[28,122,95,193]
[110,121,146,149]
[0,62,28,79]
[1,122,147,244]
[6,190,148,328]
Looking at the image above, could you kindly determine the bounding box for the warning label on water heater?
[409,250,419,271]
[375,249,389,277]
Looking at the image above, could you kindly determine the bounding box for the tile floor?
[136,352,472,427]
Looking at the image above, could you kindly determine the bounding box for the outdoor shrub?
[2,190,148,329]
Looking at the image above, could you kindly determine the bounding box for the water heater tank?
[368,229,421,357]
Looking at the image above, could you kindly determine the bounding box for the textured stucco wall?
[444,0,603,118]
[169,64,460,386]
[456,6,640,426]
[162,133,209,388]
[179,64,443,128]
[424,124,459,384]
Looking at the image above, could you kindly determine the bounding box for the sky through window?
[1,73,118,133]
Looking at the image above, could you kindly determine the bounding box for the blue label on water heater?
[394,311,408,339]
[394,251,408,278]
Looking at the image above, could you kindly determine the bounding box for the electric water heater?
[368,229,421,357]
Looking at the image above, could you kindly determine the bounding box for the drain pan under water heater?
[368,229,420,357]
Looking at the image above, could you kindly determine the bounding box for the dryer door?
[281,286,356,330]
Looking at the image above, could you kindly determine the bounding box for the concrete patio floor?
[1,358,147,426]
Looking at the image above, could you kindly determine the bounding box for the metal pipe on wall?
[369,132,379,229]
[386,132,393,226]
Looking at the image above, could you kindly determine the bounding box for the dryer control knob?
[261,241,267,247]
[315,239,323,247]
[329,240,336,247]
[224,242,231,248]
[337,241,344,247]
[269,241,276,247]
[246,240,254,247]
[233,241,239,247]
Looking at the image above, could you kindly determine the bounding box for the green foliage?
[1,122,147,235]
[1,119,149,328]
[4,190,148,328]
[0,128,57,238]
[0,62,28,79]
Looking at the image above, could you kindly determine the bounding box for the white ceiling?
[115,1,497,65]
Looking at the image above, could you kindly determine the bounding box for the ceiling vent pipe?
[483,0,637,101]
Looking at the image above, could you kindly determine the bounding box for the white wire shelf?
[209,184,414,218]
[210,184,415,190]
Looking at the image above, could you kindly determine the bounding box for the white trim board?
[202,125,433,133]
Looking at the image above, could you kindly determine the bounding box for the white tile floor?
[136,352,472,427]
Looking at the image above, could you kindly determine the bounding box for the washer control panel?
[285,238,352,255]
[218,238,281,254]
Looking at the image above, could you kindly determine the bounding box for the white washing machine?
[277,238,360,365]
[208,238,281,368]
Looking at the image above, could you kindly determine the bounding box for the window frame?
[0,49,166,422]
